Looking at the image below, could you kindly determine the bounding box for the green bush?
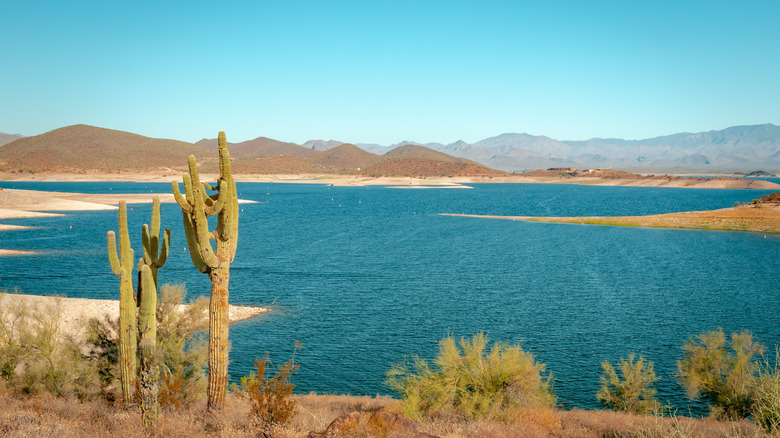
[752,350,780,433]
[677,328,764,420]
[597,354,660,414]
[386,332,555,420]
[0,291,100,400]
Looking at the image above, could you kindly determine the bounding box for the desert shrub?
[597,354,660,414]
[235,343,301,427]
[155,284,208,408]
[752,349,780,433]
[0,291,100,400]
[677,328,764,420]
[386,331,555,421]
[84,283,209,406]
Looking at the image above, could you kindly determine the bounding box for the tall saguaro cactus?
[138,261,158,427]
[107,200,137,405]
[172,131,238,410]
[141,195,170,295]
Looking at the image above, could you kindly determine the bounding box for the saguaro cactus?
[138,261,158,427]
[140,195,170,297]
[172,131,238,410]
[107,200,137,405]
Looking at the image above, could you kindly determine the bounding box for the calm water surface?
[1,181,779,415]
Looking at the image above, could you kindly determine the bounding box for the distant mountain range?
[0,125,500,177]
[355,124,780,173]
[2,124,778,174]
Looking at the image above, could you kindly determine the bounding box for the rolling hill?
[0,125,211,172]
[0,125,500,177]
[196,136,314,159]
[362,145,505,177]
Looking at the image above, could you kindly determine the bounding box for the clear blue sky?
[2,1,778,145]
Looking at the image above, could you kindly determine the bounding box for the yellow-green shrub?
[677,328,764,420]
[597,354,660,414]
[386,332,555,420]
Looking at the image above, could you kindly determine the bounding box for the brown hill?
[0,126,505,177]
[0,125,211,172]
[363,145,506,177]
[197,136,314,159]
[309,144,380,172]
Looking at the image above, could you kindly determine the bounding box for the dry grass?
[0,390,772,438]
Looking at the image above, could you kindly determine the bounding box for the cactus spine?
[107,200,137,405]
[138,261,158,427]
[172,131,238,411]
[141,195,170,297]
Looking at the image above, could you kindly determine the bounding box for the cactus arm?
[172,181,192,213]
[204,181,227,217]
[142,224,152,262]
[153,228,170,268]
[203,182,217,191]
[108,231,121,276]
[150,196,161,237]
[187,155,220,269]
[182,212,209,273]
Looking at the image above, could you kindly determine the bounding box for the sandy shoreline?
[0,293,270,337]
[2,171,778,189]
[443,203,780,234]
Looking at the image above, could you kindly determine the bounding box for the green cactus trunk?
[141,195,170,303]
[138,262,158,427]
[207,267,230,408]
[107,200,137,405]
[172,131,238,411]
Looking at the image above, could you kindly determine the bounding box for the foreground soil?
[444,203,780,235]
[0,391,767,438]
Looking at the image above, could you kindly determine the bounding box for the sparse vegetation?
[233,343,301,429]
[0,291,100,400]
[597,354,660,414]
[386,332,554,421]
[752,350,780,433]
[677,329,764,420]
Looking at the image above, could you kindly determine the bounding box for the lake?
[1,180,779,415]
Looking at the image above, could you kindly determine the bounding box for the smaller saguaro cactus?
[140,195,170,301]
[107,200,137,405]
[138,261,158,428]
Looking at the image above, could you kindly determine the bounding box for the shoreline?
[442,203,780,234]
[2,171,778,189]
[0,293,270,337]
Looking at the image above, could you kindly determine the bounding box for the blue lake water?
[1,180,779,415]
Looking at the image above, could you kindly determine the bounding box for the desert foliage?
[597,354,660,414]
[0,291,100,400]
[233,344,301,429]
[0,285,208,408]
[678,329,765,420]
[386,332,555,421]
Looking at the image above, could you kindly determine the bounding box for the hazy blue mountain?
[303,139,345,151]
[356,124,780,172]
[0,133,24,147]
